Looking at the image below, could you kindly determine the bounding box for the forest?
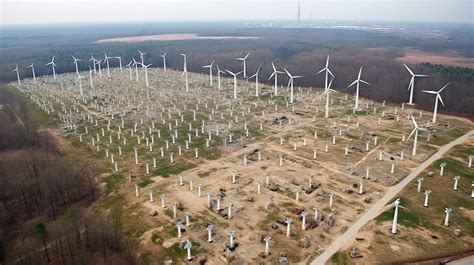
[0,87,141,264]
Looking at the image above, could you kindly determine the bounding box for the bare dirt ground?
[96,33,261,43]
[14,66,473,264]
[395,48,474,68]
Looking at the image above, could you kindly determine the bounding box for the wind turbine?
[141,63,152,87]
[386,198,407,234]
[160,53,167,71]
[88,67,94,88]
[132,58,139,82]
[202,60,215,86]
[138,50,146,66]
[216,64,225,91]
[95,59,102,78]
[236,53,249,77]
[422,83,449,124]
[348,66,371,110]
[269,61,284,96]
[12,65,21,86]
[284,68,302,103]
[181,53,189,92]
[28,63,36,82]
[46,56,57,79]
[248,65,262,97]
[225,69,242,99]
[103,53,111,77]
[77,74,85,97]
[321,77,336,118]
[404,64,428,105]
[316,55,335,91]
[114,56,122,71]
[89,55,97,73]
[407,115,426,156]
[72,56,81,76]
[126,60,133,81]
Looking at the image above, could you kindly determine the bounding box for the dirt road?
[311,130,474,265]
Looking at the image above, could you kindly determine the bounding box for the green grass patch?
[103,174,124,194]
[154,162,196,178]
[375,197,425,229]
[137,177,153,188]
[330,251,350,265]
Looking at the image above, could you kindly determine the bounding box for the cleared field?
[395,49,474,69]
[96,33,261,43]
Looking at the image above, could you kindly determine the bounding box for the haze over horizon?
[1,0,472,26]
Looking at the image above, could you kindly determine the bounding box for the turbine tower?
[225,69,242,99]
[28,63,36,82]
[348,66,371,110]
[236,53,249,78]
[181,53,189,92]
[422,83,449,124]
[404,64,427,105]
[407,115,426,156]
[160,53,167,71]
[12,65,21,86]
[284,68,302,104]
[46,56,57,79]
[269,61,284,96]
[202,60,215,86]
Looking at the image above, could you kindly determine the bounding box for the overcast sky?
[1,0,472,26]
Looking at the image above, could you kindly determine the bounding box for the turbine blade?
[348,79,358,88]
[421,90,437,95]
[437,94,445,106]
[438,83,450,93]
[403,64,414,76]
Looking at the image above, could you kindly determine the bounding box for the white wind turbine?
[181,53,189,92]
[28,63,36,82]
[95,59,102,78]
[404,64,428,105]
[77,74,85,97]
[422,83,449,124]
[126,60,133,81]
[141,63,152,87]
[248,65,262,97]
[114,56,122,71]
[88,67,94,88]
[284,68,302,103]
[321,78,336,118]
[216,64,225,91]
[160,53,167,71]
[12,65,21,86]
[103,53,111,77]
[236,53,249,77]
[202,60,215,86]
[348,66,371,110]
[89,55,97,73]
[269,61,284,96]
[316,55,335,92]
[407,115,426,156]
[138,50,146,66]
[72,56,81,76]
[46,56,57,79]
[132,58,139,82]
[226,69,243,99]
[386,198,407,234]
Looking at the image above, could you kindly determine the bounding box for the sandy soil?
[96,33,261,43]
[395,49,474,69]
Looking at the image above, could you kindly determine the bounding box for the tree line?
[0,87,141,264]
